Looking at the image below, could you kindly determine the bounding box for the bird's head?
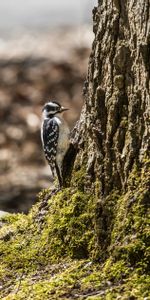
[42,101,69,118]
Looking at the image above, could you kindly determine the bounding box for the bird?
[41,100,70,188]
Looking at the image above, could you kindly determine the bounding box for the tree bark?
[63,0,150,257]
[65,0,149,193]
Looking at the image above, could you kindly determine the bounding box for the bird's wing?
[42,118,59,175]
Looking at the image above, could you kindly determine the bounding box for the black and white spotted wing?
[42,118,59,176]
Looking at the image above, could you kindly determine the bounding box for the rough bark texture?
[68,0,149,194]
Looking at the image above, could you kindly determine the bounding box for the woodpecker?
[41,101,70,187]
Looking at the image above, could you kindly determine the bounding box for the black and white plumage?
[41,101,70,187]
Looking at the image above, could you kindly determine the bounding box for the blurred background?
[0,0,97,213]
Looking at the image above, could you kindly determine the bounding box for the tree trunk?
[67,0,149,191]
[63,0,150,256]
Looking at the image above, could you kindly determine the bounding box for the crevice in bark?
[62,143,78,187]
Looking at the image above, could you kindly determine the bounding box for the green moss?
[71,167,86,190]
[0,185,98,298]
[110,164,149,274]
[41,189,96,260]
[0,162,149,299]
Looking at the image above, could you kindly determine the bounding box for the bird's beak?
[60,106,69,112]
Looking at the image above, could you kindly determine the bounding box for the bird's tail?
[50,162,55,178]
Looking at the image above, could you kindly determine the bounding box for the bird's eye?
[46,105,52,112]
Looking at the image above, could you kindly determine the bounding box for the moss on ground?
[0,162,149,299]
